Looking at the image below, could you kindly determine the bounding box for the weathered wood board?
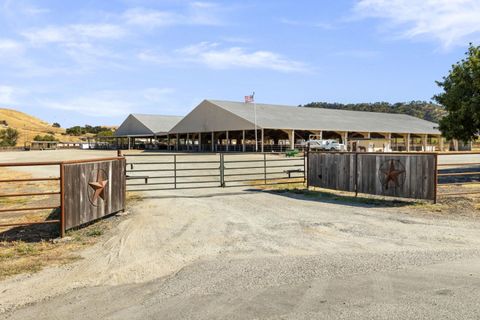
[64,159,126,229]
[308,152,436,200]
[356,154,435,200]
[308,152,356,192]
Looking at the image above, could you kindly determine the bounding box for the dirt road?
[1,150,480,319]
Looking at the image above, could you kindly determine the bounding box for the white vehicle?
[307,138,345,151]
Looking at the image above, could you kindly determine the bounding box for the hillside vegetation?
[0,108,81,146]
[301,101,446,123]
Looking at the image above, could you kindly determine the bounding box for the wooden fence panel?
[356,154,435,200]
[308,152,356,192]
[64,159,125,230]
[308,152,436,200]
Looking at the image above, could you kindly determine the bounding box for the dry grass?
[0,168,129,280]
[0,169,59,226]
[0,108,83,146]
[0,219,116,280]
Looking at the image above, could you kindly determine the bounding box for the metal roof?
[201,100,440,134]
[115,114,183,137]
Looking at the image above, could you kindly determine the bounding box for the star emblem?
[88,170,108,203]
[379,160,405,190]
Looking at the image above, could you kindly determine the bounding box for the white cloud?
[21,24,127,45]
[140,42,308,73]
[40,92,135,117]
[354,0,480,48]
[0,39,24,57]
[280,18,334,30]
[123,2,223,28]
[0,85,24,105]
[39,88,176,117]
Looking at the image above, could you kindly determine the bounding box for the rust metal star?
[380,160,405,190]
[88,170,108,202]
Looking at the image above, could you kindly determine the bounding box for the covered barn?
[115,114,183,149]
[168,99,443,152]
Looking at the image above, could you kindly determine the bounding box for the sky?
[1,0,480,127]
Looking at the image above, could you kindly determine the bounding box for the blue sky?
[1,0,480,127]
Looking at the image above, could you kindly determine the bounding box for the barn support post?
[242,130,246,152]
[406,133,411,152]
[385,133,392,152]
[226,131,229,152]
[175,133,179,151]
[186,133,190,151]
[261,129,264,153]
[211,132,214,152]
[343,132,348,151]
[288,129,295,150]
[439,136,444,151]
[198,132,202,152]
[422,134,428,151]
[128,137,131,150]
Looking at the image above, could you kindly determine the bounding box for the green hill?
[301,101,446,123]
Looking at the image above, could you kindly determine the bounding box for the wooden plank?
[64,159,125,230]
[307,152,435,200]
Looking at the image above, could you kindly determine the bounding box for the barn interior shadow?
[251,188,416,208]
[0,209,60,243]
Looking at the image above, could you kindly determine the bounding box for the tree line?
[301,101,446,123]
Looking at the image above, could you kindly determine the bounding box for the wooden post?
[59,163,65,238]
[439,136,444,152]
[406,133,411,152]
[128,137,131,150]
[176,133,179,151]
[186,133,190,151]
[343,132,348,151]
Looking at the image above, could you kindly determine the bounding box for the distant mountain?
[301,101,446,123]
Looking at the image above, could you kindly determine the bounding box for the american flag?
[244,94,254,103]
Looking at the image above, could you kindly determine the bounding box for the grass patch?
[0,218,115,280]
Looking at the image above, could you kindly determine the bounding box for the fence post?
[433,153,438,204]
[220,153,225,187]
[59,163,65,238]
[354,152,358,197]
[117,149,122,157]
[174,154,177,189]
[304,148,308,187]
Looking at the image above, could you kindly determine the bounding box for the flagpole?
[253,91,257,152]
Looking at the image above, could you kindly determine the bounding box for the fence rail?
[0,157,124,237]
[123,151,305,191]
[0,161,64,236]
[436,152,480,197]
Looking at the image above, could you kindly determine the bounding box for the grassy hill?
[301,101,446,123]
[0,108,82,146]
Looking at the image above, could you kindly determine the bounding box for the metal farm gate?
[123,152,306,191]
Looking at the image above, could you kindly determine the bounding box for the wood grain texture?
[64,159,125,230]
[308,152,435,200]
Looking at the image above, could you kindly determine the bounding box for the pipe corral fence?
[2,150,480,238]
[0,157,125,237]
[122,151,306,191]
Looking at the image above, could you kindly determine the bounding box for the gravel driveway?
[1,150,480,319]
